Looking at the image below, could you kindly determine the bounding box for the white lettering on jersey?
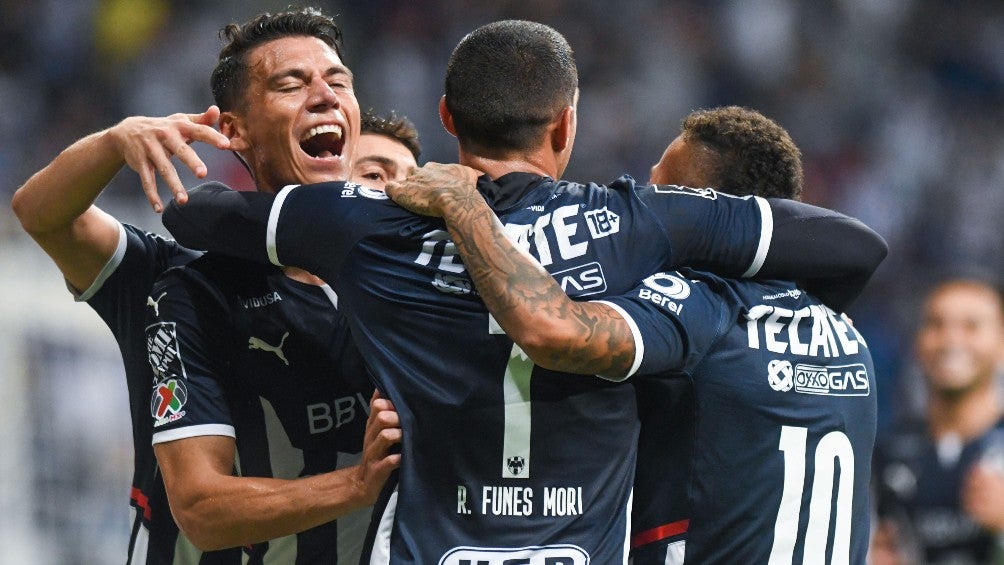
[481,486,534,516]
[439,544,589,565]
[306,392,369,434]
[238,291,283,309]
[745,304,865,358]
[554,262,607,297]
[543,487,583,516]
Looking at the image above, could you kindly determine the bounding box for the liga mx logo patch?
[151,379,188,426]
[146,322,187,382]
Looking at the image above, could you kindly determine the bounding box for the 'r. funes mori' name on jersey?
[745,304,866,358]
[456,485,585,518]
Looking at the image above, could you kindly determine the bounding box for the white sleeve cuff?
[152,423,235,445]
[591,300,644,382]
[266,185,298,267]
[741,196,773,278]
[73,222,128,301]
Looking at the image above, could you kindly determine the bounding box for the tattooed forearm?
[440,190,636,379]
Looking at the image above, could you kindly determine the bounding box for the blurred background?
[1,0,1001,562]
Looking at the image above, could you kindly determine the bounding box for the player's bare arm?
[11,107,230,291]
[387,163,636,379]
[154,391,401,551]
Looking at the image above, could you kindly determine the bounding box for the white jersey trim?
[267,185,298,267]
[592,300,644,381]
[320,283,339,309]
[127,507,149,565]
[741,196,773,278]
[151,424,235,445]
[369,486,398,564]
[73,222,128,301]
[663,540,686,565]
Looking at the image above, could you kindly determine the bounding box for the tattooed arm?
[386,163,637,379]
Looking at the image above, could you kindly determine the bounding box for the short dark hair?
[682,106,803,200]
[361,110,422,161]
[445,20,578,155]
[211,7,345,112]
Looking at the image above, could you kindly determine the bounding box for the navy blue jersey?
[600,270,878,564]
[873,417,1004,564]
[78,223,240,564]
[146,254,373,563]
[163,173,775,563]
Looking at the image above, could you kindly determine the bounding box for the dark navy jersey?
[873,416,1004,564]
[163,173,779,563]
[600,270,878,564]
[146,253,373,563]
[78,223,240,564]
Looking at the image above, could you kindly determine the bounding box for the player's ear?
[550,105,575,152]
[439,96,458,138]
[219,111,251,152]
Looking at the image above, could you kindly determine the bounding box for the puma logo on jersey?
[147,292,167,316]
[248,332,290,366]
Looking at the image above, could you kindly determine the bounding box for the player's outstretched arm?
[759,199,888,310]
[154,391,401,551]
[11,107,229,291]
[387,163,637,379]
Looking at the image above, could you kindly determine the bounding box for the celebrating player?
[147,10,410,562]
[387,106,880,563]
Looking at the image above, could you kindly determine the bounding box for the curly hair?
[211,7,345,112]
[681,106,803,200]
[361,110,421,161]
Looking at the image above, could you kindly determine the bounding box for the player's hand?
[107,106,231,213]
[354,390,402,504]
[962,462,1004,531]
[385,162,481,217]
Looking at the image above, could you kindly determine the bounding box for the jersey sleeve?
[146,267,237,445]
[762,198,888,310]
[634,183,768,278]
[79,223,199,313]
[163,181,371,286]
[634,183,888,310]
[593,271,728,380]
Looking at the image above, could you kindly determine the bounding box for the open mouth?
[300,124,345,159]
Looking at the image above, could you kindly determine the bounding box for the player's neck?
[927,381,1002,442]
[458,148,558,180]
[282,266,324,286]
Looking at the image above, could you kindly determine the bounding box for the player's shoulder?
[153,252,275,299]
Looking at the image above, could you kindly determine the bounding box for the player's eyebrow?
[355,155,396,168]
[269,64,353,84]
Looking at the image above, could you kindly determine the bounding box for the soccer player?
[146,10,404,562]
[388,105,880,563]
[872,277,1004,564]
[352,111,421,190]
[162,22,886,562]
[10,8,400,564]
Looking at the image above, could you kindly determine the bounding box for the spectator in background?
[872,277,1004,564]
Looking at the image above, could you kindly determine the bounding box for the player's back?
[684,273,877,563]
